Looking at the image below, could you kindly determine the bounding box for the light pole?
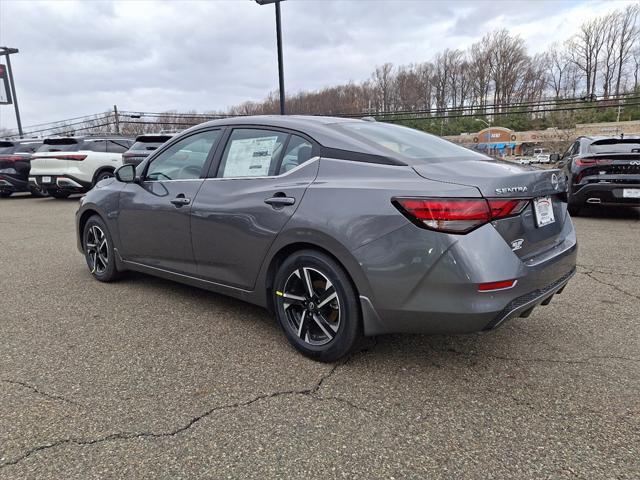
[0,47,23,137]
[474,118,491,154]
[254,0,286,115]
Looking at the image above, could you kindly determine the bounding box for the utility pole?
[254,0,286,115]
[0,47,23,137]
[113,105,120,134]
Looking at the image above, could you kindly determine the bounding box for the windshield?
[588,139,640,154]
[337,122,487,161]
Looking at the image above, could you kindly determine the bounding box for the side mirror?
[115,164,137,183]
[550,153,560,162]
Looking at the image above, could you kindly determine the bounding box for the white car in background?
[535,154,552,164]
[29,136,133,198]
[514,157,532,165]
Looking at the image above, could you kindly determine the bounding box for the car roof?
[190,115,407,165]
[579,135,640,143]
[0,138,42,146]
[42,136,131,143]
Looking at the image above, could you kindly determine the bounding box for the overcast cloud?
[0,0,634,131]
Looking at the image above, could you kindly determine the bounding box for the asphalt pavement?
[0,194,638,479]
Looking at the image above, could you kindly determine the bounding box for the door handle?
[265,195,295,207]
[170,195,191,207]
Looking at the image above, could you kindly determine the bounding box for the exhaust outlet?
[586,198,601,204]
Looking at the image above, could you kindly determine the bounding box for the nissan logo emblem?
[551,173,559,190]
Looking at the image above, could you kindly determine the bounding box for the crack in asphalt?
[578,270,640,301]
[0,345,379,469]
[438,348,639,366]
[1,380,83,407]
[576,264,640,278]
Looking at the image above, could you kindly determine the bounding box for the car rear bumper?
[0,174,29,192]
[571,182,640,206]
[29,174,92,193]
[353,220,578,336]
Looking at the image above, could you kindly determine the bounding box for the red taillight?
[32,154,87,161]
[393,198,529,234]
[478,279,517,292]
[0,155,23,162]
[487,199,529,218]
[575,158,613,166]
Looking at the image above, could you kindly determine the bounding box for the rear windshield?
[336,122,487,161]
[37,139,106,152]
[588,139,640,154]
[38,140,81,152]
[130,141,165,151]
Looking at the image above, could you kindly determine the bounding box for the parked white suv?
[29,136,133,198]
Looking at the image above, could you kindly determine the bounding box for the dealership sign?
[0,64,12,105]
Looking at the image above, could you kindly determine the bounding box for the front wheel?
[83,215,120,282]
[273,250,361,362]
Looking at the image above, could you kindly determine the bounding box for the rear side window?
[80,140,107,152]
[337,122,487,161]
[279,135,314,174]
[106,140,131,153]
[218,129,288,178]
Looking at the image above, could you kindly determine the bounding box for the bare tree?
[546,43,570,99]
[614,4,640,96]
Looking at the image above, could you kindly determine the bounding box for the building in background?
[445,120,640,156]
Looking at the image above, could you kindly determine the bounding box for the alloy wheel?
[280,267,340,346]
[86,225,109,275]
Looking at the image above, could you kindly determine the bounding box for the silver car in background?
[76,116,577,361]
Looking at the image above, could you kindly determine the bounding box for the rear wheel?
[94,170,114,185]
[29,185,49,198]
[568,204,581,216]
[82,215,120,282]
[273,250,361,362]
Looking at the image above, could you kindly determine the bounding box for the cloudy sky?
[0,0,634,132]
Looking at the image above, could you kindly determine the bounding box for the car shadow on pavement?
[575,205,640,219]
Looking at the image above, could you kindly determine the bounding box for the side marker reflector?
[478,280,517,292]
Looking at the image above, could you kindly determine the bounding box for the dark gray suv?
[76,116,577,361]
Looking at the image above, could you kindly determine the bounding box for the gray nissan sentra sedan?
[76,116,577,361]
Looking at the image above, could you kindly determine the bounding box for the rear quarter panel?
[254,158,483,301]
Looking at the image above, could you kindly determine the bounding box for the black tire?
[273,250,361,362]
[0,192,12,198]
[94,169,114,185]
[568,204,581,216]
[29,185,49,198]
[82,215,121,282]
[48,190,70,199]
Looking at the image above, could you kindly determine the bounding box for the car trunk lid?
[412,159,569,260]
